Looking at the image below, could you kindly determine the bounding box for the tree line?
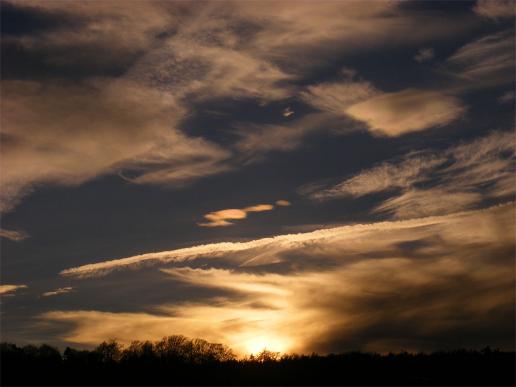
[1,335,514,385]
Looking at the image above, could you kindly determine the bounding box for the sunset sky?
[0,0,515,356]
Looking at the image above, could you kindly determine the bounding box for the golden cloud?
[199,203,280,227]
[345,89,466,136]
[0,228,28,241]
[41,287,74,297]
[47,202,515,354]
[310,131,515,219]
[0,79,230,213]
[0,284,27,296]
[62,202,514,278]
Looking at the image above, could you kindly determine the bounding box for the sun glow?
[242,334,290,355]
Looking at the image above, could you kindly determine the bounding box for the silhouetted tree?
[95,339,122,363]
[1,337,514,386]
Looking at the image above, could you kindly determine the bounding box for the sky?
[0,0,515,356]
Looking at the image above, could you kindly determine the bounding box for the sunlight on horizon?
[240,333,291,356]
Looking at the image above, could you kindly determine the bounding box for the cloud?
[199,209,248,228]
[498,91,515,103]
[311,155,443,200]
[3,0,176,70]
[234,113,346,157]
[1,0,486,211]
[41,287,74,297]
[127,36,293,103]
[282,107,294,117]
[375,188,483,219]
[244,204,275,212]
[0,284,27,296]
[473,0,515,19]
[300,79,378,114]
[9,1,445,104]
[309,131,515,218]
[0,79,230,213]
[199,203,277,227]
[345,89,466,136]
[447,29,515,88]
[61,200,513,279]
[0,228,28,241]
[414,47,435,63]
[47,202,515,353]
[232,1,475,71]
[5,1,478,98]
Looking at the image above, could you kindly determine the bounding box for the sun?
[243,335,289,355]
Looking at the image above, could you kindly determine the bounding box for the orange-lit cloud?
[1,0,482,211]
[61,202,514,278]
[310,131,515,218]
[300,78,378,114]
[0,284,27,296]
[345,89,466,136]
[0,228,28,241]
[42,287,74,297]
[199,209,248,228]
[199,203,280,227]
[0,79,230,213]
[47,202,515,354]
[474,0,515,19]
[234,113,344,157]
[447,30,514,88]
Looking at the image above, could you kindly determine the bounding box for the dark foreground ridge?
[1,336,515,386]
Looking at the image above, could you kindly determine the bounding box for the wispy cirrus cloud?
[2,0,176,71]
[309,131,515,218]
[300,78,378,114]
[233,112,346,157]
[374,189,484,219]
[0,79,230,213]
[499,91,515,104]
[41,287,74,297]
[0,228,28,241]
[474,0,515,19]
[414,47,435,63]
[447,29,515,88]
[47,203,515,353]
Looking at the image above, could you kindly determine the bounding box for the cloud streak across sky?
[61,201,513,279]
[50,202,515,354]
